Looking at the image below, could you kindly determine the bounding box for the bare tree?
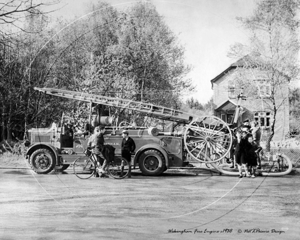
[0,0,57,34]
[228,0,300,151]
[0,0,58,140]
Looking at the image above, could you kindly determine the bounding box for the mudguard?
[26,143,59,165]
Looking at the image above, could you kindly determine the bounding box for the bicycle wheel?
[260,153,291,172]
[73,157,96,179]
[107,156,129,179]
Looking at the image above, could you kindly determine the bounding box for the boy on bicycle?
[88,126,115,177]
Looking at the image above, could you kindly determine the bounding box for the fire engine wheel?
[56,164,70,171]
[184,116,232,163]
[138,149,166,176]
[29,148,56,174]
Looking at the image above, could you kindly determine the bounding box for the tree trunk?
[1,103,6,141]
[6,102,12,141]
[141,67,147,101]
[265,130,274,152]
[265,105,277,152]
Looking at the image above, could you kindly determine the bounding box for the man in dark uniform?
[121,130,136,178]
[64,122,74,148]
[251,120,262,169]
[235,129,252,178]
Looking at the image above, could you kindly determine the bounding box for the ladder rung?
[34,87,194,123]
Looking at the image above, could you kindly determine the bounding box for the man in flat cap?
[121,130,136,178]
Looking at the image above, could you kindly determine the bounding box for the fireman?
[121,130,136,178]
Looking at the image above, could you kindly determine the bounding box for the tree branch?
[0,2,42,18]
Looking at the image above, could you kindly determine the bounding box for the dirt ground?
[0,154,300,240]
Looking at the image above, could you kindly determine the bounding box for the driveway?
[0,164,299,240]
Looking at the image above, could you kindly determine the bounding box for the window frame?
[221,114,226,122]
[254,111,272,129]
[227,84,236,99]
[254,79,271,98]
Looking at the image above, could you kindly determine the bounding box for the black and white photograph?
[0,0,299,239]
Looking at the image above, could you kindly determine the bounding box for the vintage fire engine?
[26,87,233,175]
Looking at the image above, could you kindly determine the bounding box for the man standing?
[251,120,262,169]
[121,130,136,178]
[235,130,251,178]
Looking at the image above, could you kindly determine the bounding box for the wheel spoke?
[73,158,95,179]
[191,141,205,152]
[188,127,208,138]
[187,139,206,145]
[108,157,129,179]
[203,142,208,159]
[184,116,232,163]
[207,122,218,136]
[30,149,55,174]
[187,135,206,140]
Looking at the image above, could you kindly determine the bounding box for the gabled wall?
[212,68,289,141]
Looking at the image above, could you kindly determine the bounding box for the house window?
[221,114,226,122]
[255,80,271,98]
[221,113,233,123]
[254,112,272,128]
[228,84,236,99]
[227,114,234,124]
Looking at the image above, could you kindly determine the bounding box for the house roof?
[210,54,261,87]
[210,66,236,86]
[215,99,238,112]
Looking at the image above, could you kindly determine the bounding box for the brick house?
[210,55,289,141]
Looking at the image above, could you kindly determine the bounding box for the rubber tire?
[29,148,56,174]
[138,149,166,176]
[56,164,70,171]
[108,156,130,179]
[73,158,95,179]
[162,165,168,173]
